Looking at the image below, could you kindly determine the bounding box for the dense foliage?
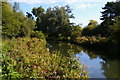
[81,1,120,49]
[31,5,74,34]
[2,1,120,42]
[82,20,98,36]
[27,5,83,39]
[2,2,36,38]
[1,1,120,79]
[110,17,120,45]
[98,1,120,37]
[1,38,88,79]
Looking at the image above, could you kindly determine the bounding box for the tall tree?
[32,6,46,32]
[2,2,20,38]
[100,1,120,36]
[31,5,74,34]
[2,2,35,38]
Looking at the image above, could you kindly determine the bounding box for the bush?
[31,31,46,39]
[75,36,106,46]
[1,38,88,79]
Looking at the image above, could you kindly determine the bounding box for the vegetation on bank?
[1,38,87,79]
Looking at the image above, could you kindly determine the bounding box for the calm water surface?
[48,41,120,79]
[76,51,105,78]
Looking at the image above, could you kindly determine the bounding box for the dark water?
[47,41,120,79]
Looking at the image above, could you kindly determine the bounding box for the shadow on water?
[47,41,120,79]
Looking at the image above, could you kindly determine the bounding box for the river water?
[47,41,120,79]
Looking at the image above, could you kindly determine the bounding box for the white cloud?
[9,0,116,10]
[76,3,96,9]
[9,0,116,4]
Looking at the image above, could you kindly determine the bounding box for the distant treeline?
[2,1,120,46]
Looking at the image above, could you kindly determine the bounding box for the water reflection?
[76,51,105,78]
[101,60,120,79]
[47,41,120,79]
[47,41,83,56]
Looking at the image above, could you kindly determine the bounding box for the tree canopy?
[82,20,98,36]
[2,2,36,38]
[30,5,74,34]
[99,1,120,37]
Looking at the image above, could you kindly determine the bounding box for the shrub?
[31,31,46,39]
[75,36,106,46]
[1,38,88,79]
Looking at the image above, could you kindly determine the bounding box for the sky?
[9,0,116,27]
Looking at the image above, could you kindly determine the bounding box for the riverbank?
[1,38,88,79]
[47,41,120,78]
[47,36,120,60]
[47,36,106,50]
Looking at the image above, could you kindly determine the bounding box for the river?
[47,41,120,79]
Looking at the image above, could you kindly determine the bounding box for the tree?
[26,12,34,19]
[110,17,120,45]
[100,1,120,36]
[31,6,46,32]
[31,5,74,35]
[18,13,36,37]
[2,2,36,38]
[70,25,82,40]
[82,20,98,36]
[2,2,20,38]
